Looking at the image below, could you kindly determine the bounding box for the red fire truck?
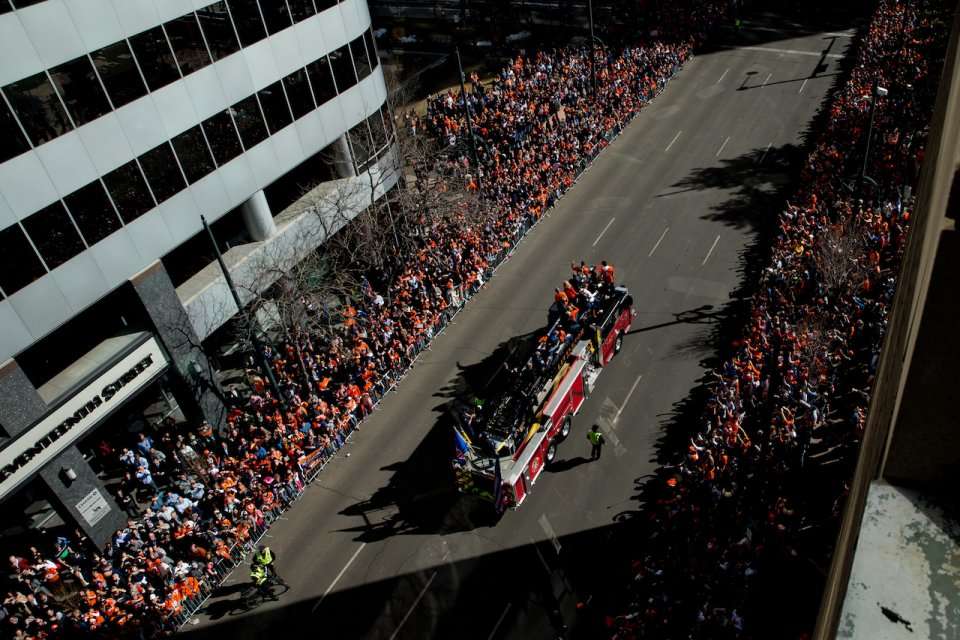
[451,284,635,511]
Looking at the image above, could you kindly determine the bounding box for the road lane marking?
[716,136,730,157]
[487,603,512,640]
[743,46,843,59]
[758,142,772,165]
[702,234,721,266]
[648,227,669,256]
[538,513,562,554]
[592,217,615,247]
[716,68,729,84]
[314,543,366,610]
[762,72,772,87]
[613,375,643,424]
[799,78,808,94]
[664,130,682,152]
[389,571,437,640]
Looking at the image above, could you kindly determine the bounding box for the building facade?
[0,0,394,546]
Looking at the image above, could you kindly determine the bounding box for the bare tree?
[813,224,869,296]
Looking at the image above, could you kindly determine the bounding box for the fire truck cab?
[451,283,634,512]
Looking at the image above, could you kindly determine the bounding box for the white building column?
[240,190,277,241]
[333,134,357,178]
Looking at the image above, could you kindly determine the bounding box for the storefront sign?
[76,488,110,526]
[0,336,168,500]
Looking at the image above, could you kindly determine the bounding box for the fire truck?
[451,283,635,512]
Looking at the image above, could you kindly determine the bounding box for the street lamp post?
[857,81,888,197]
[587,0,597,97]
[455,46,483,190]
[201,215,285,406]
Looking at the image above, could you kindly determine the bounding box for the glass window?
[63,180,122,245]
[129,27,180,91]
[103,161,155,223]
[165,14,212,76]
[306,56,336,105]
[202,110,243,165]
[364,29,379,70]
[139,142,186,204]
[314,0,336,10]
[171,125,216,183]
[347,120,373,172]
[11,0,45,6]
[350,36,372,83]
[257,81,292,134]
[22,202,85,269]
[91,42,148,109]
[197,2,241,61]
[283,68,314,120]
[4,72,73,145]
[0,224,46,294]
[260,0,291,34]
[0,96,31,163]
[0,2,10,14]
[226,0,267,47]
[367,107,389,148]
[328,44,357,94]
[47,56,111,126]
[287,0,315,22]
[230,96,268,148]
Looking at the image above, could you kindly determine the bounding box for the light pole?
[857,81,888,197]
[587,0,597,97]
[201,215,285,406]
[455,46,483,190]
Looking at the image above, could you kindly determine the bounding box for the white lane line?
[702,234,721,266]
[592,217,616,247]
[758,142,772,165]
[389,571,438,640]
[613,374,644,424]
[664,130,682,152]
[716,68,729,84]
[487,603,512,640]
[538,513,562,554]
[761,72,772,87]
[743,46,843,59]
[314,543,366,610]
[716,136,730,157]
[648,226,669,257]
[798,78,808,94]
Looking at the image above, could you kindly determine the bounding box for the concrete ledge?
[838,481,959,640]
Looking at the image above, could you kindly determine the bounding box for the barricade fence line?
[174,60,684,631]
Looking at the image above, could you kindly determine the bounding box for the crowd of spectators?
[1,3,730,638]
[610,1,951,638]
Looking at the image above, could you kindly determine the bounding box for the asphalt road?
[184,11,857,640]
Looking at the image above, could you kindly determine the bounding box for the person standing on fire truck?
[587,424,605,459]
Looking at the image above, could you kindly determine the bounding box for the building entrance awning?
[0,332,169,501]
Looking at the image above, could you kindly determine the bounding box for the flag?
[452,426,473,458]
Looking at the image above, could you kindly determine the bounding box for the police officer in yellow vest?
[587,424,605,460]
[249,563,270,598]
[253,545,279,581]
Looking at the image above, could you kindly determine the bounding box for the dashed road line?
[665,130,682,152]
[313,543,366,611]
[758,142,772,165]
[592,217,616,247]
[388,571,437,640]
[716,136,731,157]
[743,45,843,59]
[716,68,729,84]
[648,227,669,257]
[799,78,808,94]
[487,603,512,640]
[613,375,644,424]
[702,234,721,266]
[762,72,772,87]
